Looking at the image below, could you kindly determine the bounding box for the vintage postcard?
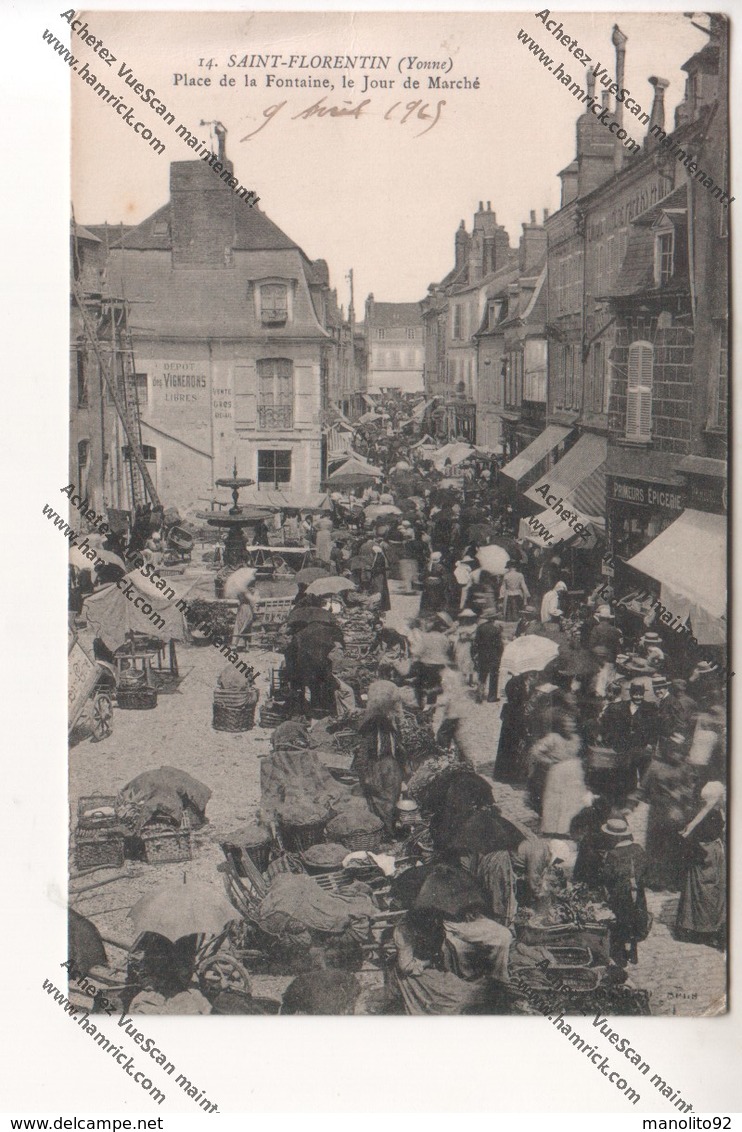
[8,1,736,1116]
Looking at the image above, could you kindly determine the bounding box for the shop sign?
[611,477,684,512]
[687,477,727,515]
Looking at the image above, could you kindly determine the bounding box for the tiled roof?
[368,302,424,327]
[104,246,329,339]
[606,226,654,298]
[83,224,136,244]
[111,198,300,254]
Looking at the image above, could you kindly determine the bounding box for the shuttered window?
[626,340,653,440]
[257,358,293,429]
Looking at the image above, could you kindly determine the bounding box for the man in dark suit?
[600,681,659,796]
[653,674,692,741]
[472,609,504,702]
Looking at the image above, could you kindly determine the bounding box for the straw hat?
[651,675,670,691]
[458,609,477,620]
[595,605,614,620]
[601,817,632,839]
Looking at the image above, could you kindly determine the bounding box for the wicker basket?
[326,819,385,853]
[278,818,327,853]
[547,966,602,992]
[587,745,619,771]
[77,795,119,829]
[259,702,288,728]
[213,702,257,732]
[74,830,125,871]
[264,852,305,882]
[117,686,158,710]
[222,829,274,875]
[139,820,192,864]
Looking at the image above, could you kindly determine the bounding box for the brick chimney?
[612,25,628,170]
[576,79,616,197]
[645,75,670,148]
[455,220,470,273]
[519,210,547,274]
[170,153,236,267]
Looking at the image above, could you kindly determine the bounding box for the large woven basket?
[259,702,288,728]
[278,818,327,853]
[326,817,385,853]
[117,686,158,710]
[213,702,257,732]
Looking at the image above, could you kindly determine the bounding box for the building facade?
[364,298,424,395]
[421,202,516,441]
[77,142,343,513]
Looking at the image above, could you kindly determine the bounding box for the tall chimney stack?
[586,68,596,102]
[612,26,628,171]
[646,76,670,148]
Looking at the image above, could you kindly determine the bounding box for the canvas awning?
[626,509,727,645]
[525,433,607,516]
[326,458,383,486]
[236,489,332,512]
[519,506,597,549]
[431,442,476,469]
[500,425,573,485]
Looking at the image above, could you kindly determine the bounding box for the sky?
[72,10,708,305]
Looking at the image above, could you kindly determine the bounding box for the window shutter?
[626,341,653,439]
[234,362,257,426]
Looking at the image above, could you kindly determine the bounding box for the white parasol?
[476,544,510,575]
[500,634,560,677]
[223,567,258,598]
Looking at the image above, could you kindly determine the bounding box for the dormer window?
[655,228,674,286]
[260,283,288,325]
[488,300,503,328]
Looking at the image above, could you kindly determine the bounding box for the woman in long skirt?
[493,671,534,784]
[675,809,726,948]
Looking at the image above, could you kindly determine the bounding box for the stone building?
[364,297,424,396]
[602,15,728,644]
[75,136,342,513]
[498,14,727,632]
[421,202,516,440]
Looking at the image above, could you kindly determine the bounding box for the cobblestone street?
[69,577,726,1016]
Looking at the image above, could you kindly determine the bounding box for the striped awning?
[500,425,573,485]
[525,433,607,517]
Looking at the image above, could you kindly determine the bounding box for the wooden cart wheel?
[90,692,113,741]
[197,953,251,996]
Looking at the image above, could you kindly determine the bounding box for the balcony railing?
[258,405,293,429]
[261,308,288,325]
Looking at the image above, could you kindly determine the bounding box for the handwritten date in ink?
[241,96,446,140]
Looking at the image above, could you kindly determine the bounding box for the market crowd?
[69,398,727,1017]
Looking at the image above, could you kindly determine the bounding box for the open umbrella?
[305,576,357,596]
[476,544,510,575]
[413,864,488,919]
[129,878,237,943]
[364,504,402,522]
[500,634,560,676]
[223,566,258,598]
[448,808,524,855]
[295,567,333,585]
[554,645,599,677]
[286,606,339,628]
[70,540,120,571]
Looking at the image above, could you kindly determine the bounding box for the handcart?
[68,629,115,742]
